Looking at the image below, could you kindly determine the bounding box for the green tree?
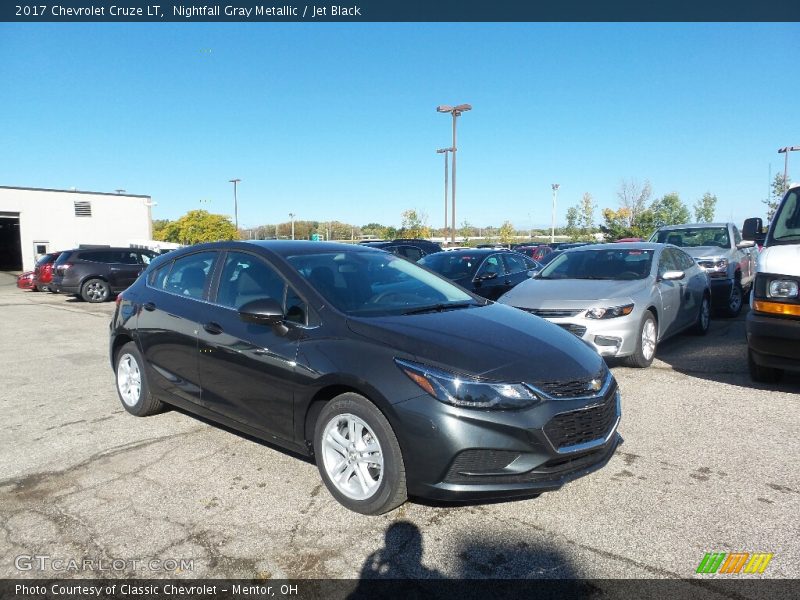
[617,179,652,228]
[565,206,579,241]
[152,219,171,239]
[600,207,631,242]
[694,192,717,223]
[154,210,238,245]
[399,209,431,239]
[764,173,791,222]
[650,193,690,228]
[498,221,515,245]
[577,192,596,241]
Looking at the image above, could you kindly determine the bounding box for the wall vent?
[74,201,92,217]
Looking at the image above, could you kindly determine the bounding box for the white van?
[742,181,800,382]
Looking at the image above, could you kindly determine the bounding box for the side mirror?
[660,270,685,281]
[239,298,284,325]
[736,240,755,249]
[742,217,766,243]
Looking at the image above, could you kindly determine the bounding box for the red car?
[33,251,62,292]
[16,271,36,290]
[515,244,554,262]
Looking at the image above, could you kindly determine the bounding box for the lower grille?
[444,450,520,483]
[544,385,619,450]
[557,323,587,337]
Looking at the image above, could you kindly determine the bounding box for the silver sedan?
[497,243,711,367]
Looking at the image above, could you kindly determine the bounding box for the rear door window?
[164,252,217,300]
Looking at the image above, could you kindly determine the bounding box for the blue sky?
[1,23,798,230]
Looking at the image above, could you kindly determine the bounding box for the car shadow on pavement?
[612,307,800,392]
[347,521,591,595]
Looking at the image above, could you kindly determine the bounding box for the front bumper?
[518,311,641,358]
[746,310,800,373]
[394,375,622,501]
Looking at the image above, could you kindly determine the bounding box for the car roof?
[567,242,664,251]
[656,223,731,230]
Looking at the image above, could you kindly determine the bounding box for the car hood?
[346,303,603,384]
[758,244,800,276]
[498,278,645,308]
[681,246,729,259]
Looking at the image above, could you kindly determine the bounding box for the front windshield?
[287,250,477,316]
[651,227,729,248]
[538,248,654,280]
[772,190,800,242]
[418,252,483,280]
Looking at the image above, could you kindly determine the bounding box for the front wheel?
[721,280,743,318]
[314,393,407,515]
[625,312,657,368]
[692,294,711,335]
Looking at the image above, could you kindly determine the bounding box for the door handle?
[143,302,156,312]
[204,322,224,335]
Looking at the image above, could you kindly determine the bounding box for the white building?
[0,186,153,272]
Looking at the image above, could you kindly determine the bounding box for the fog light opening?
[594,335,621,347]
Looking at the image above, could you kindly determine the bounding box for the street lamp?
[778,146,800,188]
[550,184,560,244]
[289,212,296,240]
[436,147,454,237]
[437,103,471,244]
[228,178,241,232]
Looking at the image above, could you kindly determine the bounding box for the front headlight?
[768,279,799,299]
[395,359,539,410]
[585,304,634,319]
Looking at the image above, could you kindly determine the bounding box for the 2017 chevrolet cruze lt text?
[110,241,622,514]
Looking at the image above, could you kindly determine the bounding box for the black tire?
[313,392,407,515]
[692,294,711,335]
[114,342,164,416]
[748,349,783,384]
[624,311,657,368]
[35,284,49,292]
[720,279,743,318]
[81,278,110,303]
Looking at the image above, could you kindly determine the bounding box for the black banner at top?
[3,0,800,22]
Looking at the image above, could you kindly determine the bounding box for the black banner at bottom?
[1,579,797,600]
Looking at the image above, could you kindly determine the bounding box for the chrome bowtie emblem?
[588,378,602,392]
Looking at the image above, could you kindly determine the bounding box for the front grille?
[544,384,619,450]
[697,261,715,269]
[520,307,584,318]
[531,367,608,398]
[557,323,587,337]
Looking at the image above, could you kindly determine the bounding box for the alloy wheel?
[321,413,384,501]
[117,353,142,407]
[641,318,657,361]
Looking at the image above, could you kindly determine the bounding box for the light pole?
[289,213,296,240]
[228,178,241,232]
[778,146,800,189]
[550,184,560,244]
[437,104,471,244]
[436,147,453,238]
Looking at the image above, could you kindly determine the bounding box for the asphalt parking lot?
[1,272,798,583]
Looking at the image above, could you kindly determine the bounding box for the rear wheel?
[747,349,783,383]
[624,312,657,368]
[115,342,163,416]
[35,284,49,292]
[81,278,110,303]
[314,392,407,515]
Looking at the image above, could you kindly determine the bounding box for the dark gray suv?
[51,247,157,302]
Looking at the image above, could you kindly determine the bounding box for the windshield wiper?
[403,302,476,315]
